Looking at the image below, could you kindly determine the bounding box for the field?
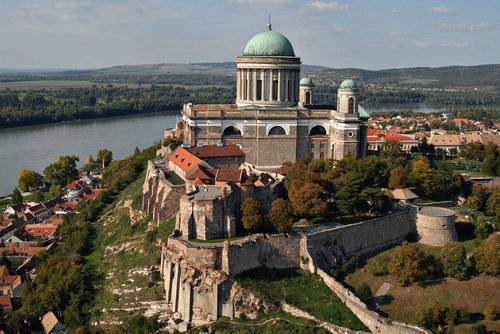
[344,242,500,334]
[237,267,368,331]
[0,80,148,90]
[86,173,174,324]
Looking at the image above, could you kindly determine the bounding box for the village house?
[0,266,22,310]
[366,129,419,153]
[41,311,66,334]
[65,179,89,200]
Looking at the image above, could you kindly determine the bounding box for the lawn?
[344,241,500,334]
[189,310,330,334]
[237,267,368,331]
[85,173,175,324]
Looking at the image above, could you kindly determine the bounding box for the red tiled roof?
[367,129,386,136]
[24,224,57,237]
[452,118,470,125]
[0,274,21,288]
[385,134,416,142]
[0,296,12,311]
[66,179,86,190]
[215,169,244,183]
[186,145,245,158]
[28,204,47,215]
[168,146,204,173]
[186,166,215,181]
[0,266,9,277]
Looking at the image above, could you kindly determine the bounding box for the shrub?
[473,234,500,275]
[439,242,467,279]
[483,304,498,320]
[415,304,469,331]
[474,217,493,240]
[388,242,440,285]
[356,283,372,303]
[330,256,360,280]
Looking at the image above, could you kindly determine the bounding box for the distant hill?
[1,62,499,93]
[306,64,500,92]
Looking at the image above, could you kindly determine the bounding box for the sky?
[0,0,499,70]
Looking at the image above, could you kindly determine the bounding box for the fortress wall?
[222,234,302,276]
[306,210,415,269]
[316,268,431,334]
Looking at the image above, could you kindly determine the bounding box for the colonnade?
[236,68,299,104]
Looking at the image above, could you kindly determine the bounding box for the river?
[0,104,447,196]
[0,112,179,195]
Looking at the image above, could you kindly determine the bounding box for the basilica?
[177,21,369,169]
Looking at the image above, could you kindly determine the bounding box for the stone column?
[172,262,180,312]
[289,72,294,103]
[236,69,241,100]
[184,283,192,322]
[269,69,274,100]
[277,70,282,101]
[285,71,289,101]
[165,262,173,301]
[252,69,257,101]
[260,70,266,101]
[246,69,251,101]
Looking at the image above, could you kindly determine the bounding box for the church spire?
[267,14,272,30]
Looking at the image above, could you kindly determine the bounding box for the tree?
[388,242,439,285]
[360,187,392,216]
[268,199,295,233]
[241,197,263,232]
[356,283,372,303]
[382,141,403,158]
[162,136,182,151]
[466,188,489,212]
[287,179,327,218]
[49,184,62,199]
[11,187,23,205]
[473,234,499,275]
[43,155,79,186]
[96,149,113,168]
[474,217,492,240]
[410,156,436,198]
[439,242,467,279]
[483,304,498,321]
[486,188,500,219]
[17,168,43,192]
[32,191,45,203]
[388,166,407,189]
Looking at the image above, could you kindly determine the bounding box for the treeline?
[92,73,235,86]
[0,85,235,128]
[5,146,157,332]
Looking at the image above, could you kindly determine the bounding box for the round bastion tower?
[236,19,301,107]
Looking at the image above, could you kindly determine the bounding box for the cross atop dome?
[267,14,272,31]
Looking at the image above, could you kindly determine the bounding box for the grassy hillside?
[86,173,174,325]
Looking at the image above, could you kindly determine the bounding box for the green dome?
[339,79,359,90]
[243,30,295,57]
[299,77,314,86]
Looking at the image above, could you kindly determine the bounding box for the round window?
[348,131,354,137]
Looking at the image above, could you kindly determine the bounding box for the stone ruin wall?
[143,161,185,225]
[306,209,416,270]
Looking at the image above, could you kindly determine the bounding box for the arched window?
[305,91,311,104]
[309,125,327,136]
[268,126,286,136]
[348,97,355,113]
[222,126,241,137]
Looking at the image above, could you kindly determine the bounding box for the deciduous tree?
[43,155,79,186]
[410,156,436,198]
[439,242,467,279]
[11,187,23,205]
[473,234,499,275]
[288,179,327,218]
[388,166,407,189]
[17,168,43,192]
[268,199,294,233]
[96,149,113,168]
[241,197,263,232]
[388,242,439,285]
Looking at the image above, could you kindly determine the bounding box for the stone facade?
[143,160,186,225]
[416,206,458,246]
[176,185,238,241]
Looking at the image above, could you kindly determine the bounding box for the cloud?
[308,1,348,11]
[438,22,494,32]
[413,42,428,48]
[432,6,451,14]
[441,42,473,48]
